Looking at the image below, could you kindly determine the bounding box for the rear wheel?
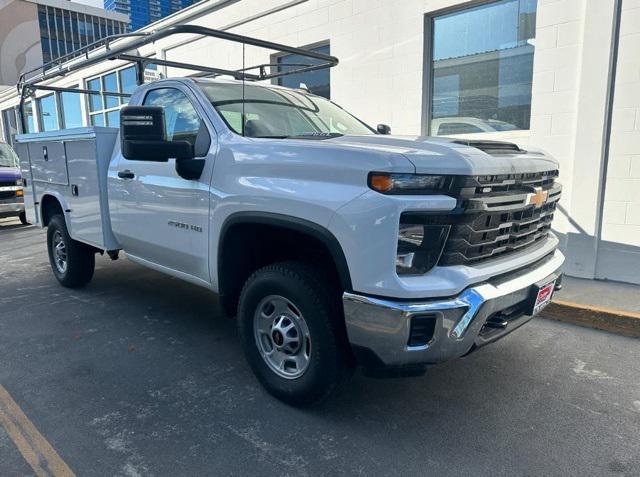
[47,215,95,288]
[238,261,353,406]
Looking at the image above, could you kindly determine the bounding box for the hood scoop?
[452,139,526,155]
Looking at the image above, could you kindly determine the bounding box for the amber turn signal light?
[369,174,393,193]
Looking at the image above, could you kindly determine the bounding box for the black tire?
[18,211,28,225]
[47,215,95,288]
[238,261,353,406]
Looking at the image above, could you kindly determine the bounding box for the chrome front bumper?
[0,201,24,218]
[343,250,565,368]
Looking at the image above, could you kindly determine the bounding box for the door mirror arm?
[175,158,205,180]
[377,124,391,135]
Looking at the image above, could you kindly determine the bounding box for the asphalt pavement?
[1,218,639,477]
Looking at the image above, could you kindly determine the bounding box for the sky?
[73,0,106,8]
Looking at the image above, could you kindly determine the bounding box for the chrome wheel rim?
[253,295,311,379]
[52,230,67,274]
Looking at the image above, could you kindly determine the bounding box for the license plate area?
[527,276,557,315]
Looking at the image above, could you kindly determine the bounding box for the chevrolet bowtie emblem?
[526,187,549,207]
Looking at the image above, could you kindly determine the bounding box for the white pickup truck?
[15,27,563,405]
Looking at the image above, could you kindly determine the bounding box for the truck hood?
[326,135,558,175]
[0,167,21,182]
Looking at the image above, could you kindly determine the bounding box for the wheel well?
[218,215,351,317]
[40,195,64,226]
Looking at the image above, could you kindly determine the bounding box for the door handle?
[118,170,135,179]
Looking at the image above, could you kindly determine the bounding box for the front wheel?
[237,261,353,406]
[19,211,28,225]
[47,215,95,288]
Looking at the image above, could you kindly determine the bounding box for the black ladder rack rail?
[16,24,339,132]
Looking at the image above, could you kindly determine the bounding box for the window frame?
[85,65,137,127]
[36,93,61,132]
[421,0,537,136]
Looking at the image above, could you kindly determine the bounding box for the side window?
[143,87,210,155]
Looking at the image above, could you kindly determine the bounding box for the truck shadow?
[85,253,547,422]
[0,218,30,232]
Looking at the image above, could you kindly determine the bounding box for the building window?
[429,0,537,135]
[22,102,36,133]
[38,6,52,63]
[37,94,59,131]
[103,72,119,109]
[119,67,138,95]
[86,66,137,127]
[37,5,126,63]
[61,90,83,129]
[1,108,18,146]
[275,44,331,99]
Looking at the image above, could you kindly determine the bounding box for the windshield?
[0,143,19,168]
[199,82,375,138]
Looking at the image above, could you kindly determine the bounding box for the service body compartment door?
[65,140,103,248]
[16,128,119,250]
[28,141,69,186]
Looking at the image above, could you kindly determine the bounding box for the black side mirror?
[377,124,391,135]
[121,106,194,161]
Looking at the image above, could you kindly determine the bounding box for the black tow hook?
[484,315,509,330]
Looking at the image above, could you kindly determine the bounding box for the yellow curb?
[542,300,640,339]
[552,299,640,320]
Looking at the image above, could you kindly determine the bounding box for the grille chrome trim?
[465,183,562,212]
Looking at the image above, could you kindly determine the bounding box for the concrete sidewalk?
[545,276,640,338]
[559,276,640,315]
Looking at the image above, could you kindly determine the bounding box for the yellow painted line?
[553,299,640,320]
[0,385,75,477]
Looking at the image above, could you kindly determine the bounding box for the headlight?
[369,172,454,195]
[396,215,450,275]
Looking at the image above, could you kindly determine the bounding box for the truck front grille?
[0,191,16,200]
[440,170,561,266]
[401,170,561,268]
[440,200,558,265]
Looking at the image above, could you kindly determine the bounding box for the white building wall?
[1,0,638,283]
[597,0,640,282]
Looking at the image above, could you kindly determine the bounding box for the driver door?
[110,85,215,283]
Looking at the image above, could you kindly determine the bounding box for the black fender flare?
[217,211,353,293]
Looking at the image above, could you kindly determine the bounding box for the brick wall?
[597,0,640,282]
